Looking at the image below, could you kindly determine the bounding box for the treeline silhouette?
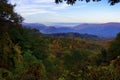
[55,0,120,5]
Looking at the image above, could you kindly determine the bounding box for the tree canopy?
[55,0,120,5]
[0,0,23,24]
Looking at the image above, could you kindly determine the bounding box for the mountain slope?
[22,23,46,32]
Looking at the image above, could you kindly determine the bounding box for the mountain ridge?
[44,32,107,42]
[22,22,120,38]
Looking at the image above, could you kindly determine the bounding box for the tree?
[55,0,120,5]
[0,0,23,25]
[0,32,22,70]
[108,33,120,60]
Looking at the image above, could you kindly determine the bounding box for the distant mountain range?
[22,22,120,38]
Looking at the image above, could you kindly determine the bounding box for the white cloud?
[12,0,70,16]
[10,0,71,20]
[20,10,54,16]
[33,0,54,3]
[15,5,56,16]
[52,3,70,10]
[10,0,23,4]
[12,0,54,5]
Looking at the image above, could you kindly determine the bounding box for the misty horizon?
[22,22,120,27]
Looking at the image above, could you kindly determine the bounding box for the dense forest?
[1,21,120,80]
[0,0,120,80]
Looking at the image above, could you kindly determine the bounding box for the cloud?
[10,0,71,22]
[15,5,56,16]
[10,0,54,5]
[11,0,70,17]
[33,0,54,3]
[20,10,54,16]
[9,0,23,4]
[52,3,70,10]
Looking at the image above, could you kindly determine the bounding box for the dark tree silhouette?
[0,0,23,24]
[55,0,120,5]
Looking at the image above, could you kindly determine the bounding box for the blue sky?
[10,0,120,23]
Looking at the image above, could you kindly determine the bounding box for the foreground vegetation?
[0,24,120,80]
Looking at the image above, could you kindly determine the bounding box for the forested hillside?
[45,32,107,42]
[1,23,120,80]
